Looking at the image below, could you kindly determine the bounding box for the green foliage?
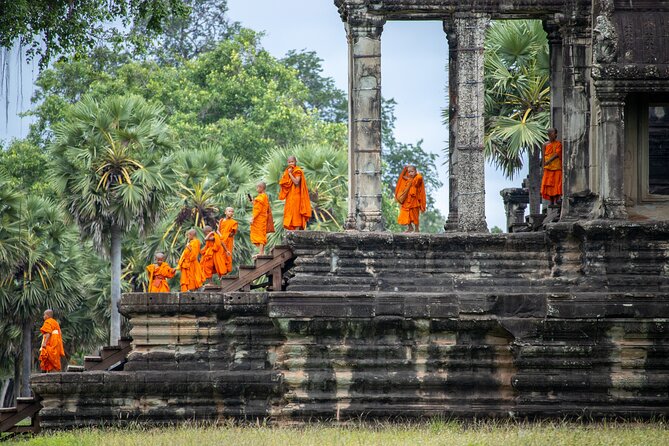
[50,94,175,247]
[484,20,550,179]
[281,50,348,123]
[0,0,190,67]
[29,30,347,162]
[0,139,52,194]
[127,0,240,64]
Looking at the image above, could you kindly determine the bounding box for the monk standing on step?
[541,128,563,205]
[250,182,271,257]
[39,309,65,372]
[218,207,238,274]
[395,165,426,233]
[279,156,312,230]
[178,229,205,291]
[200,225,226,284]
[146,252,176,292]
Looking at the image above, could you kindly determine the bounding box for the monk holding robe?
[39,309,65,372]
[250,182,271,257]
[200,225,226,283]
[178,229,205,291]
[279,156,312,230]
[218,207,238,274]
[541,128,563,205]
[146,252,176,292]
[395,165,427,233]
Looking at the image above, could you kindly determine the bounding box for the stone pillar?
[443,20,459,231]
[544,21,563,135]
[598,93,627,219]
[560,21,592,219]
[344,18,385,231]
[451,13,489,232]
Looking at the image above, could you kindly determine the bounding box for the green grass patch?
[6,420,669,446]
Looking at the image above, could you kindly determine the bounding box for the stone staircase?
[66,337,133,373]
[209,245,294,292]
[0,396,42,435]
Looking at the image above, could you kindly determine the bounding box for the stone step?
[66,365,85,372]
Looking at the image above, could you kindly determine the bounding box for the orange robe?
[39,317,65,372]
[146,262,176,293]
[178,238,206,291]
[200,232,226,278]
[250,193,269,245]
[541,141,563,200]
[279,166,312,230]
[395,167,427,226]
[218,218,238,274]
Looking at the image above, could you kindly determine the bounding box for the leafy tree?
[0,196,86,397]
[0,139,52,194]
[49,94,174,345]
[0,0,189,67]
[281,50,348,123]
[28,30,347,163]
[484,20,550,215]
[128,0,240,64]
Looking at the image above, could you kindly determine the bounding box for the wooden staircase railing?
[208,245,294,293]
[0,396,42,435]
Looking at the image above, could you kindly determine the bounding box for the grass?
[5,420,669,446]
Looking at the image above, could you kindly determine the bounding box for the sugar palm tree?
[50,94,174,345]
[0,196,86,397]
[484,20,550,215]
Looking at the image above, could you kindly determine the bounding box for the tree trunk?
[528,146,542,215]
[0,378,10,408]
[110,225,122,346]
[20,320,32,397]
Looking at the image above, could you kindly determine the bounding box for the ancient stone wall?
[32,224,669,427]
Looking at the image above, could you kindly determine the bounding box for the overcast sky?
[0,0,526,231]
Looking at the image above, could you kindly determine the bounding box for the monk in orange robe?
[146,252,176,292]
[279,156,312,230]
[250,182,270,257]
[395,165,427,233]
[39,309,65,372]
[218,207,238,274]
[178,229,205,291]
[541,128,563,204]
[200,225,227,283]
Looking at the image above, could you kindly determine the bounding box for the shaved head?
[44,309,53,318]
[203,225,212,232]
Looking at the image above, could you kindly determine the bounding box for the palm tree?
[484,20,550,215]
[0,196,86,397]
[50,94,174,345]
[260,144,348,243]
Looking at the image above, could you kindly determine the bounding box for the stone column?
[443,20,459,231]
[544,21,563,135]
[344,18,385,231]
[560,21,592,219]
[451,13,489,232]
[598,93,627,219]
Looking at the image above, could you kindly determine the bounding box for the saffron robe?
[39,317,65,372]
[218,218,238,274]
[395,167,427,226]
[250,193,269,245]
[541,141,563,200]
[146,262,176,292]
[201,232,226,278]
[178,238,206,291]
[279,166,312,230]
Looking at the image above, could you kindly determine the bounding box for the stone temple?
[17,0,669,428]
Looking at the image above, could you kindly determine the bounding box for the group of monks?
[146,156,312,292]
